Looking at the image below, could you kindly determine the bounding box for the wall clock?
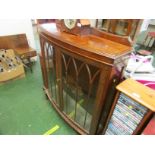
[56,19,91,35]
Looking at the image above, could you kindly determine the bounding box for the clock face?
[64,19,77,29]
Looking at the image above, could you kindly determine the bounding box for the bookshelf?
[103,78,155,135]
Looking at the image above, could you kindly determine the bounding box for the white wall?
[149,19,155,25]
[89,19,96,27]
[0,19,36,49]
[140,19,151,32]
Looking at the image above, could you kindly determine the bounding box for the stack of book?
[105,93,148,135]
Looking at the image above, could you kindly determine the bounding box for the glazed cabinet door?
[59,50,110,134]
[40,37,60,106]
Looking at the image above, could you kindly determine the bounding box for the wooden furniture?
[0,34,37,72]
[103,78,155,135]
[38,23,132,134]
[96,19,142,42]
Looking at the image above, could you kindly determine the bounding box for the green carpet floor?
[0,60,77,135]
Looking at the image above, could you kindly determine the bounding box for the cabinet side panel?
[89,67,112,134]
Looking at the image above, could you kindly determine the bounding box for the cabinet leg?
[42,87,48,99]
[44,93,48,99]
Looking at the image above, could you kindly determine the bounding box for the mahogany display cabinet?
[38,23,132,135]
[103,78,155,135]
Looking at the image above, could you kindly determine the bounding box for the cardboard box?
[0,49,25,83]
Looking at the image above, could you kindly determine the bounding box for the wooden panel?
[116,78,155,111]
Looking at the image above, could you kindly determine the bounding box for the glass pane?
[115,20,129,35]
[130,20,139,39]
[44,42,59,105]
[96,19,140,40]
[108,19,139,38]
[61,52,100,132]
